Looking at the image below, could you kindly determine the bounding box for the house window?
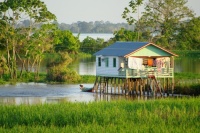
[105,58,109,67]
[98,57,101,67]
[113,58,116,67]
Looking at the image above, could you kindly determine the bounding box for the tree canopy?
[176,17,200,50]
[122,0,196,49]
[54,30,80,54]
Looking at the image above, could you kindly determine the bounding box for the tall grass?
[175,72,200,79]
[174,79,200,95]
[79,75,96,83]
[0,97,199,132]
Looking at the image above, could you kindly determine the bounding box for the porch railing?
[119,67,174,78]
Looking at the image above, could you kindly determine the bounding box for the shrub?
[47,66,80,83]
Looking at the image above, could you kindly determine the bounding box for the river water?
[0,83,149,105]
[0,83,97,104]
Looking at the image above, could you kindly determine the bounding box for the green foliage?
[113,28,138,41]
[46,52,80,83]
[78,75,96,83]
[0,56,8,77]
[175,80,200,96]
[175,72,200,79]
[0,97,199,132]
[0,79,6,85]
[54,30,80,54]
[172,50,200,57]
[81,36,96,53]
[176,17,200,50]
[123,0,195,49]
[81,36,108,54]
[141,0,194,48]
[47,67,80,83]
[18,72,46,83]
[77,52,92,58]
[174,72,200,95]
[0,0,56,80]
[122,0,144,25]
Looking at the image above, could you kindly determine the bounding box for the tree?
[142,0,194,48]
[123,0,194,49]
[46,52,80,83]
[27,24,56,79]
[81,37,106,54]
[54,30,80,54]
[122,0,144,41]
[176,17,200,50]
[81,37,96,54]
[0,0,56,80]
[78,21,94,33]
[113,28,138,41]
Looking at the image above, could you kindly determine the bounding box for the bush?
[47,66,80,83]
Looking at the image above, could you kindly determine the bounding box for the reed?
[0,97,199,132]
[175,72,200,79]
[174,79,200,95]
[79,75,96,83]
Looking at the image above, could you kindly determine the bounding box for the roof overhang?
[124,42,178,58]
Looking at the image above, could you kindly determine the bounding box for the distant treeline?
[17,20,134,33]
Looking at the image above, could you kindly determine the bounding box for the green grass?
[78,75,96,83]
[175,72,200,79]
[0,97,199,132]
[174,73,200,95]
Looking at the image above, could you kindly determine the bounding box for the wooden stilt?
[106,78,108,94]
[118,78,120,94]
[114,78,116,94]
[167,78,169,96]
[125,78,129,95]
[142,79,145,96]
[110,78,113,94]
[128,78,131,95]
[140,79,143,96]
[147,78,150,96]
[93,76,98,93]
[131,79,134,95]
[136,79,139,96]
[172,77,174,96]
[121,79,124,95]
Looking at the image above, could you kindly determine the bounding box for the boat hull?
[81,87,93,92]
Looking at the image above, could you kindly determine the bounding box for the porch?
[118,67,174,78]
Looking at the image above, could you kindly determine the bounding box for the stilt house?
[93,42,178,96]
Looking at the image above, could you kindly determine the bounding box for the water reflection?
[0,83,154,105]
[0,81,191,105]
[175,57,200,73]
[0,83,95,105]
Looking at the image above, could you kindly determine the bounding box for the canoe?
[81,87,93,92]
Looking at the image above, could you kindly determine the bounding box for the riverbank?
[0,97,199,132]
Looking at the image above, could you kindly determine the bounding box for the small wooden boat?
[80,85,93,92]
[81,87,93,92]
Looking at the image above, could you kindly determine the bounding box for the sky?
[0,0,199,24]
[41,0,200,24]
